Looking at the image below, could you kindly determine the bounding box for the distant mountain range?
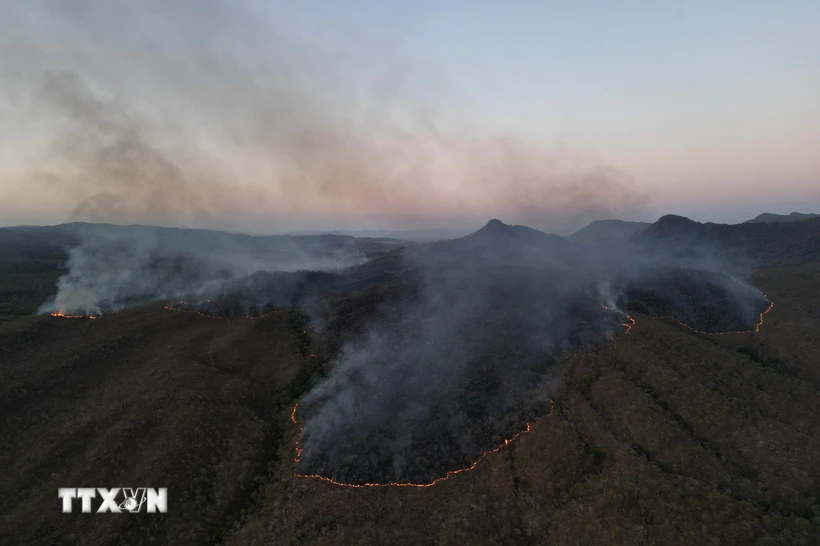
[0,222,402,266]
[288,227,470,242]
[4,212,819,267]
[634,214,820,265]
[743,212,820,223]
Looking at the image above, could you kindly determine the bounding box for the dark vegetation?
[0,215,818,544]
[638,214,820,265]
[620,267,770,332]
[566,219,650,247]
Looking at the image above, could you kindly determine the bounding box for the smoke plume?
[37,223,365,316]
[0,0,647,234]
[294,220,771,484]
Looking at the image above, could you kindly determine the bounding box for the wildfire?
[602,292,773,337]
[656,295,773,336]
[178,292,772,489]
[601,304,635,335]
[756,298,774,332]
[287,299,711,489]
[49,312,98,319]
[290,399,554,488]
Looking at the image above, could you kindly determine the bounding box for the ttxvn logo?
[58,488,167,513]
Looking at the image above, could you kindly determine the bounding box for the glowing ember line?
[601,304,635,335]
[602,291,773,338]
[49,312,98,319]
[289,400,553,488]
[655,294,773,335]
[756,298,774,333]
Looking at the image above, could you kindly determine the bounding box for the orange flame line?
[289,399,554,488]
[652,295,773,336]
[601,304,635,335]
[49,312,98,319]
[602,292,773,337]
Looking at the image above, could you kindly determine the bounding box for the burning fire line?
[755,297,774,333]
[601,292,773,337]
[664,296,773,335]
[289,399,555,488]
[49,312,98,319]
[601,305,635,335]
[647,294,773,336]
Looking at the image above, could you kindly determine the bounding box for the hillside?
[567,219,650,247]
[0,264,818,544]
[635,214,820,265]
[421,219,587,271]
[1,218,820,544]
[0,223,403,317]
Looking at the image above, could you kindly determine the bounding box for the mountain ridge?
[744,211,820,224]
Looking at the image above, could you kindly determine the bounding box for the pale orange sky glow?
[1,1,818,233]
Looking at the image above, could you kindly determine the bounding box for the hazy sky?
[1,1,818,232]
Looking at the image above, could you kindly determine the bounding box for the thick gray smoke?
[298,255,597,483]
[27,64,366,316]
[294,220,771,484]
[37,223,365,316]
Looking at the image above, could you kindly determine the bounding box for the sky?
[0,0,818,233]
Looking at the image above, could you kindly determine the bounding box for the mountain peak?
[465,219,572,248]
[656,214,697,225]
[473,219,514,236]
